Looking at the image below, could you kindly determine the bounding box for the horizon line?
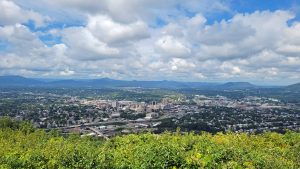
[0,75,298,86]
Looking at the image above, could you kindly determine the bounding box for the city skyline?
[1,0,300,84]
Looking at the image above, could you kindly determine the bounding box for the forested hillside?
[0,117,299,169]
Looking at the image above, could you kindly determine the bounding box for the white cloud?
[1,1,300,84]
[155,35,191,58]
[187,14,207,28]
[41,0,229,24]
[0,0,48,27]
[87,15,149,44]
[277,44,300,55]
[59,68,75,76]
[0,24,43,53]
[0,24,69,76]
[61,27,120,60]
[169,58,195,72]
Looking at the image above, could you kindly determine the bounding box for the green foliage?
[0,116,34,134]
[0,118,299,168]
[0,116,20,129]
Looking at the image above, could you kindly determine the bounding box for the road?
[55,118,167,130]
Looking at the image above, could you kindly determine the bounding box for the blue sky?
[0,0,300,85]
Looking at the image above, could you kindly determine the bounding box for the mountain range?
[0,75,299,90]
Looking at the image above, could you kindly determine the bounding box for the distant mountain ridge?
[0,75,43,86]
[0,75,219,88]
[0,75,296,90]
[286,83,300,91]
[219,82,256,89]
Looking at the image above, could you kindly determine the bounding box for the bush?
[0,117,299,168]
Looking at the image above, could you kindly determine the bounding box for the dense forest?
[0,117,299,169]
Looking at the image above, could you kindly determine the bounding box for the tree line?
[0,117,299,168]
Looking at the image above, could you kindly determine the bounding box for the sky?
[0,0,300,85]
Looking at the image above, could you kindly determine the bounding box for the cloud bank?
[0,0,300,84]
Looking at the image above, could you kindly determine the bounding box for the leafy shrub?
[0,118,299,168]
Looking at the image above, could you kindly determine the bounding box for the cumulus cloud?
[169,58,195,72]
[59,68,75,76]
[46,0,229,23]
[61,27,120,60]
[0,24,43,53]
[0,24,69,76]
[87,15,149,44]
[0,1,300,84]
[155,35,191,58]
[0,0,48,27]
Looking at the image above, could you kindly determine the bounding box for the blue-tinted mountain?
[218,82,256,90]
[286,83,300,91]
[46,79,219,88]
[0,75,43,87]
[0,75,265,89]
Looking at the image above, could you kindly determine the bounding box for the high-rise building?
[112,101,119,108]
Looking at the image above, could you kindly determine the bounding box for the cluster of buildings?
[1,90,299,137]
[59,95,300,137]
[193,95,287,110]
[80,99,166,112]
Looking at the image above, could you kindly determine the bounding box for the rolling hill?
[2,75,295,90]
[286,83,300,91]
[218,82,257,90]
[0,75,43,87]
